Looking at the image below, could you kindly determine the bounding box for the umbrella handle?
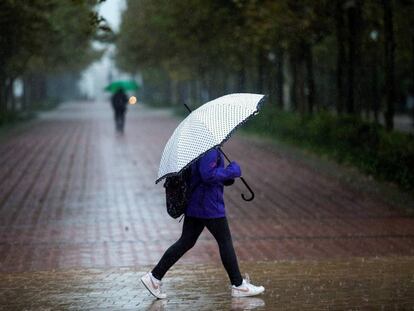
[240,176,255,201]
[218,148,255,202]
[183,103,255,202]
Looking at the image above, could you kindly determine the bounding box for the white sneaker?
[231,274,265,298]
[141,272,167,299]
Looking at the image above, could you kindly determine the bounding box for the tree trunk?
[336,0,345,114]
[354,0,363,116]
[189,79,196,106]
[7,78,15,112]
[383,0,395,131]
[371,41,380,124]
[237,53,246,92]
[206,73,214,100]
[305,43,315,114]
[22,75,28,111]
[171,79,178,105]
[291,49,306,115]
[412,36,414,95]
[4,78,12,112]
[290,53,298,111]
[166,75,173,106]
[219,70,228,96]
[345,0,359,114]
[257,49,265,93]
[0,76,6,114]
[276,47,285,109]
[297,59,306,116]
[238,65,246,92]
[29,73,47,105]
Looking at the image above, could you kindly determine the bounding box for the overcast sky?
[100,0,125,32]
[79,0,126,100]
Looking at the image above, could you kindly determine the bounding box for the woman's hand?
[226,161,241,178]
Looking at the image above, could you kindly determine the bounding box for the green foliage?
[0,0,108,116]
[0,1,105,77]
[30,98,60,111]
[0,97,59,128]
[115,0,414,194]
[245,106,414,191]
[116,0,334,76]
[0,110,34,127]
[116,0,237,78]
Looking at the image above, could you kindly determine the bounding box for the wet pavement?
[1,257,413,310]
[0,101,414,309]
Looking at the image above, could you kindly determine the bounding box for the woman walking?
[141,147,265,299]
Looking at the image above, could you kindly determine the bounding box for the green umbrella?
[104,80,140,93]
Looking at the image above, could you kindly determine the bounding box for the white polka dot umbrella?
[156,93,266,200]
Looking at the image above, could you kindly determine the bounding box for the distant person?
[111,88,128,132]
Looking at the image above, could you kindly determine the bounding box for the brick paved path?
[1,257,413,310]
[1,101,414,273]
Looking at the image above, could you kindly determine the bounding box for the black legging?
[114,108,126,132]
[151,216,243,286]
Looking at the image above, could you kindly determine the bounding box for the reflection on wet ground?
[1,258,413,310]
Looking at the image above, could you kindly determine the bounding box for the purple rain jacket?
[186,148,242,219]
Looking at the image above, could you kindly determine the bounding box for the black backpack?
[164,152,220,219]
[163,166,192,219]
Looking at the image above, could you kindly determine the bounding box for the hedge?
[244,106,414,192]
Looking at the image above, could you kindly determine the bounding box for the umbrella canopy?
[156,93,266,184]
[104,80,140,93]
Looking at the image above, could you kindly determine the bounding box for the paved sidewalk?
[1,101,413,272]
[1,257,413,310]
[0,101,413,309]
